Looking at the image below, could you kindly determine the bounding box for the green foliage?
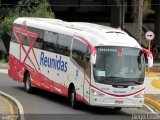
[0,0,55,37]
[132,0,151,21]
[143,0,151,17]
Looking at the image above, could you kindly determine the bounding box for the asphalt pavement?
[0,73,152,120]
[0,63,158,120]
[0,93,19,120]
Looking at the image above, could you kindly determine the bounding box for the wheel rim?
[26,78,30,90]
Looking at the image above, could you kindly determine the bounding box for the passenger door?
[71,38,91,103]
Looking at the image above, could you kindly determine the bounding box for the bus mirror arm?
[142,48,153,67]
[147,56,153,67]
[91,54,96,65]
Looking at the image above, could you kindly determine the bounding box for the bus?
[8,17,153,110]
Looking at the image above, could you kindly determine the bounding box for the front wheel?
[70,87,78,109]
[24,73,33,93]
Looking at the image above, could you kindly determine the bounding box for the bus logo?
[40,52,68,72]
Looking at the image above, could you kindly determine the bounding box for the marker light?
[91,89,105,96]
[134,92,144,98]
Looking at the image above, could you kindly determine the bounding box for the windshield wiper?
[115,80,142,85]
[96,76,121,83]
[132,81,142,85]
[107,76,122,78]
[106,73,123,78]
[96,75,143,85]
[107,76,123,83]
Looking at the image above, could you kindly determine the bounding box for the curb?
[146,73,159,77]
[144,97,160,111]
[0,69,8,74]
[0,91,25,120]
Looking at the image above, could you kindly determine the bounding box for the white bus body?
[8,17,153,109]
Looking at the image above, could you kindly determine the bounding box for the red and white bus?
[8,17,153,110]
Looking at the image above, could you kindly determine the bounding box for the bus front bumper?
[90,97,144,108]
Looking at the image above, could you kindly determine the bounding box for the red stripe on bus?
[85,77,144,97]
[8,54,89,104]
[142,48,153,59]
[74,36,96,55]
[91,85,145,97]
[13,20,40,70]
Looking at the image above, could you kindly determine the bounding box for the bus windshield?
[93,46,145,86]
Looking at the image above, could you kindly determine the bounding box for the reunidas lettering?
[40,52,67,72]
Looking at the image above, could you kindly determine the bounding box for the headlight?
[91,89,105,96]
[134,92,144,98]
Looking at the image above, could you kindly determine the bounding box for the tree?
[0,0,55,38]
[0,0,55,54]
[153,0,160,46]
[130,0,151,45]
[133,0,144,45]
[110,0,151,45]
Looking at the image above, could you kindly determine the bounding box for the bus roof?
[14,17,141,49]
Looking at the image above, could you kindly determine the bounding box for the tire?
[70,87,78,109]
[114,107,122,111]
[24,73,33,93]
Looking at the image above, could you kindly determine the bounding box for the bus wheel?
[70,87,78,109]
[24,73,33,93]
[114,107,122,111]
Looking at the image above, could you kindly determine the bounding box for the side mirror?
[142,48,153,67]
[91,53,96,64]
[148,55,153,67]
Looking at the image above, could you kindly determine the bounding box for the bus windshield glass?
[94,46,145,86]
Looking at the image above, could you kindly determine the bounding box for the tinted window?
[43,31,58,52]
[57,34,72,56]
[11,31,29,46]
[94,46,145,86]
[72,39,90,68]
[22,34,29,46]
[34,31,44,49]
[11,24,21,43]
[11,31,18,43]
[28,27,44,49]
[11,24,43,48]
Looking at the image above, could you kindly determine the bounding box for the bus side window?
[11,32,18,43]
[43,31,58,52]
[84,48,91,79]
[72,39,86,68]
[34,31,44,49]
[72,39,91,79]
[22,34,29,46]
[11,24,21,44]
[27,27,44,49]
[56,34,72,56]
